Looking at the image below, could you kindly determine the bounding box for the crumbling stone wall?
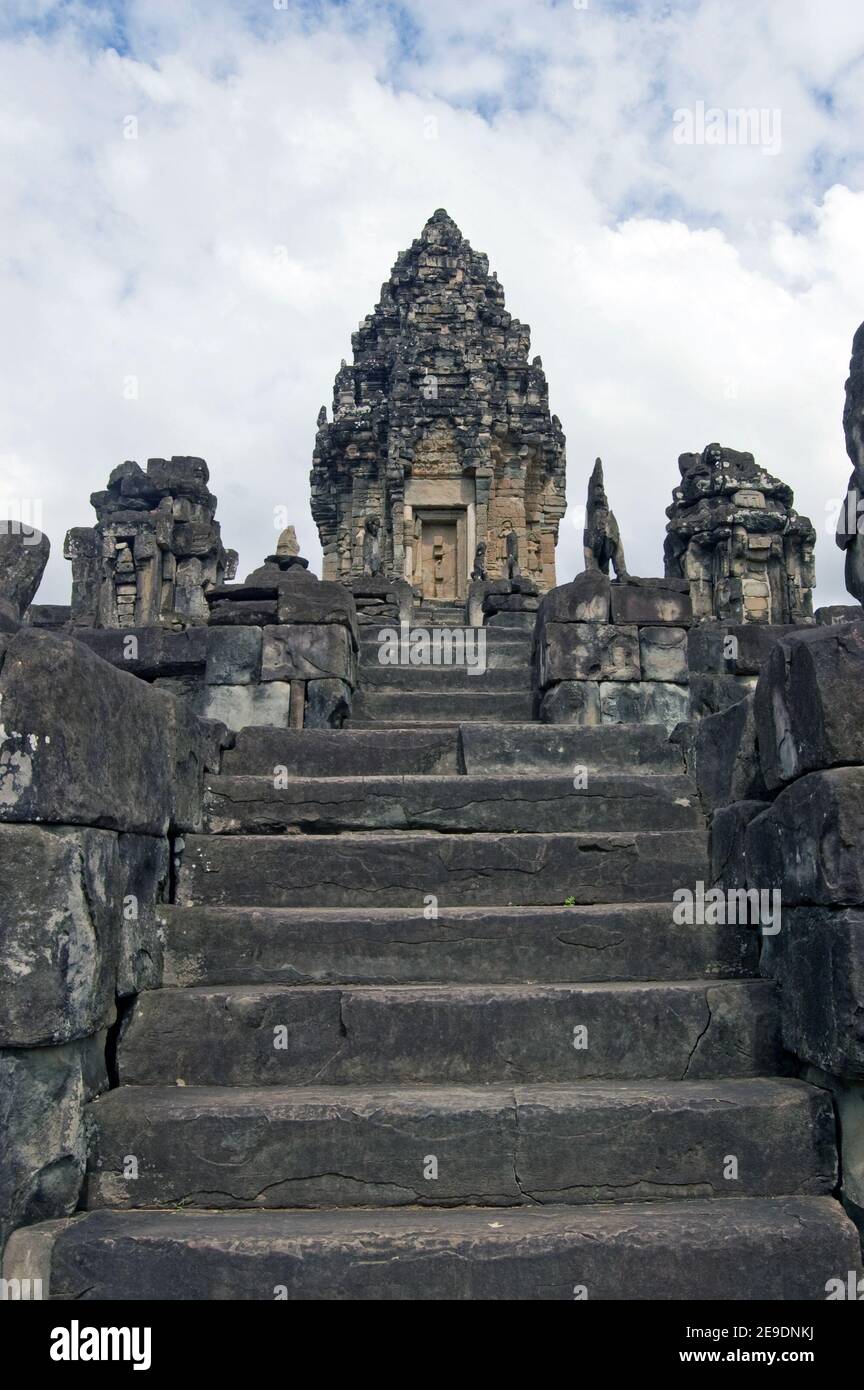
[664,443,815,625]
[532,571,692,729]
[66,544,360,732]
[0,628,220,1257]
[64,457,237,629]
[690,620,864,1235]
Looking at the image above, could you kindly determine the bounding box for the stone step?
[176,829,708,907]
[15,1198,860,1299]
[222,726,462,777]
[117,980,781,1085]
[357,666,531,692]
[161,903,757,987]
[350,689,536,723]
[219,722,684,780]
[459,723,685,775]
[202,773,703,834]
[358,632,532,672]
[84,1078,835,1210]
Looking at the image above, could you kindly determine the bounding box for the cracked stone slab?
[83,1078,834,1212]
[459,722,684,775]
[116,980,783,1086]
[201,773,704,835]
[222,726,462,777]
[176,830,709,908]
[745,767,864,906]
[350,689,535,724]
[161,902,758,987]
[11,1198,861,1300]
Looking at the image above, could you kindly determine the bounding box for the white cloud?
[0,0,862,607]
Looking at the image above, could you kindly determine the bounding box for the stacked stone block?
[0,627,218,1256]
[691,621,864,1231]
[64,457,237,630]
[533,572,691,729]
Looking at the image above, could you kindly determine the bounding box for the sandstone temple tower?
[310,209,567,600]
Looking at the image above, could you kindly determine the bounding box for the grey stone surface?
[688,623,802,677]
[204,627,262,685]
[84,1078,831,1210]
[161,902,757,988]
[610,578,691,626]
[538,680,601,725]
[202,772,702,835]
[693,694,767,812]
[689,672,756,718]
[0,525,50,621]
[25,604,71,629]
[837,319,864,604]
[0,629,174,835]
[303,678,352,729]
[815,605,863,626]
[0,1034,107,1256]
[73,626,207,678]
[276,578,357,631]
[199,681,293,733]
[709,801,770,889]
[535,622,639,684]
[599,680,689,730]
[350,689,534,724]
[261,623,355,683]
[762,908,864,1077]
[0,824,121,1046]
[639,625,688,682]
[754,622,864,790]
[118,980,781,1086]
[459,722,684,775]
[19,1198,861,1300]
[208,599,278,626]
[537,572,611,624]
[116,833,169,999]
[177,828,708,908]
[223,725,460,777]
[745,768,864,905]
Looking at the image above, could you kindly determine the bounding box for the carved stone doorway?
[413,509,467,600]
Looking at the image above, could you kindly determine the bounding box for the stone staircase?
[351,618,536,725]
[30,657,861,1298]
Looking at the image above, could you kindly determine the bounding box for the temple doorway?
[412,509,467,600]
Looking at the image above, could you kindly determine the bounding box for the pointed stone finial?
[317,405,327,427]
[584,458,627,580]
[276,525,300,558]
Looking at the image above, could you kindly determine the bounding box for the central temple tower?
[310,209,566,599]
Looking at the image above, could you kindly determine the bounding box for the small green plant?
[563,895,576,906]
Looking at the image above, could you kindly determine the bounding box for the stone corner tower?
[310,208,566,598]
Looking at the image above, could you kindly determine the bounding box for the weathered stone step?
[202,773,703,835]
[357,666,531,691]
[13,1198,859,1299]
[223,726,462,777]
[117,980,781,1085]
[84,1079,834,1211]
[219,722,683,780]
[459,722,684,774]
[358,634,532,671]
[176,830,708,907]
[161,903,757,987]
[350,689,535,723]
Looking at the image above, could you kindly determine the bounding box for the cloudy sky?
[2,0,864,606]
